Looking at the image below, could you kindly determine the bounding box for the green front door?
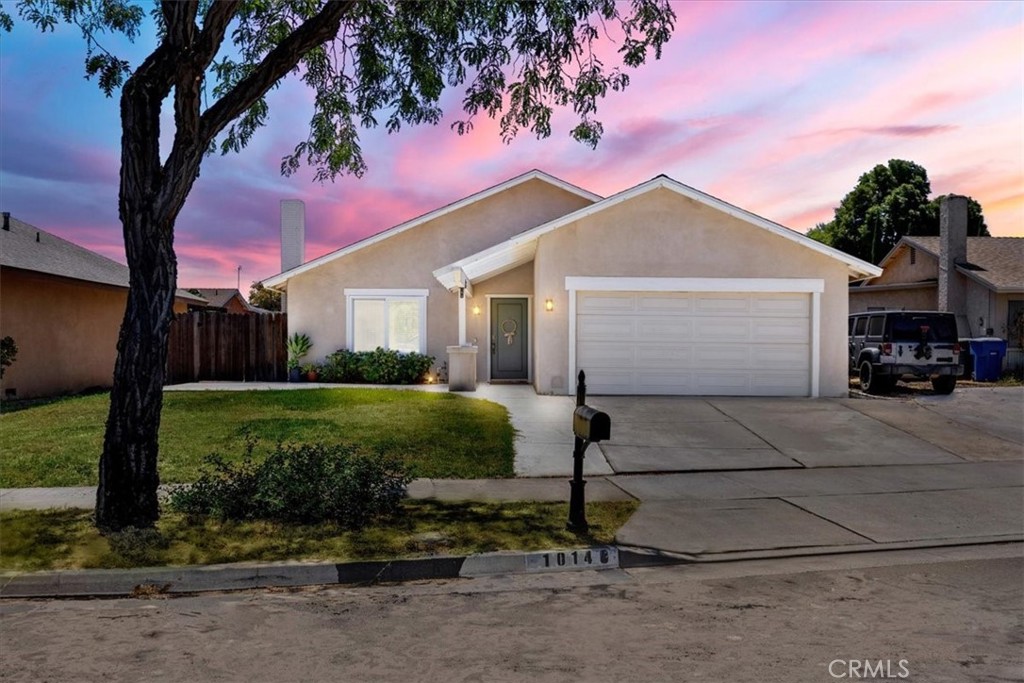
[491,298,528,381]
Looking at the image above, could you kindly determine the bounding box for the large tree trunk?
[96,213,178,530]
[96,33,183,532]
[94,0,350,531]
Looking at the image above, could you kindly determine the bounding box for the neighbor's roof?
[434,175,882,288]
[188,288,249,309]
[881,236,1024,293]
[261,170,602,289]
[0,215,206,302]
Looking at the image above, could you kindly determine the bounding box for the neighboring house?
[0,213,206,399]
[263,170,880,398]
[187,288,258,314]
[850,196,1023,367]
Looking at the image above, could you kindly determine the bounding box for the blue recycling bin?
[968,338,1008,382]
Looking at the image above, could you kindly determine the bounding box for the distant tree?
[4,0,676,531]
[248,282,281,312]
[0,337,17,379]
[807,160,989,264]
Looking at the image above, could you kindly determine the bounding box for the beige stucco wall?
[874,245,938,285]
[531,188,852,396]
[0,269,193,399]
[849,285,937,314]
[284,179,593,369]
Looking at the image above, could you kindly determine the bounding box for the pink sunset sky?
[1,1,1021,291]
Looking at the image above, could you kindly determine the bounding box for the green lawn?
[0,389,515,487]
[0,501,638,571]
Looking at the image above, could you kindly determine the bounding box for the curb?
[0,546,633,599]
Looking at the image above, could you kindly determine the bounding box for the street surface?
[2,545,1020,682]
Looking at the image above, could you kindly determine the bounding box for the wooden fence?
[166,311,287,384]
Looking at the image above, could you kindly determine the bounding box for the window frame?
[344,288,429,354]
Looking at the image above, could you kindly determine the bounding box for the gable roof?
[188,288,250,310]
[261,170,602,289]
[0,215,206,303]
[434,175,882,288]
[880,236,1024,293]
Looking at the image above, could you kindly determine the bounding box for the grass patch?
[0,389,515,488]
[0,501,638,571]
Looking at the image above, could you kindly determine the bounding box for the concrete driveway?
[588,388,1022,473]
[584,387,1024,560]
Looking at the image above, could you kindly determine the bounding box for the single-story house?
[263,171,880,397]
[186,287,262,314]
[850,196,1023,367]
[0,213,205,399]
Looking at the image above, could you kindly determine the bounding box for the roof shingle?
[904,236,1024,291]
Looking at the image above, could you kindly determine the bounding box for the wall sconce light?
[472,305,481,316]
[545,298,554,312]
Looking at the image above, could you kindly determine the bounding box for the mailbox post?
[568,371,610,531]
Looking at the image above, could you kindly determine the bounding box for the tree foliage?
[248,282,281,312]
[807,159,989,264]
[4,0,677,530]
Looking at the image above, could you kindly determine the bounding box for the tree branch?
[200,1,354,142]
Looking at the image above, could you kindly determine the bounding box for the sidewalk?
[4,460,1021,562]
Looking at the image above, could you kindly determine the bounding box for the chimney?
[280,199,305,272]
[937,195,968,316]
[2,212,9,230]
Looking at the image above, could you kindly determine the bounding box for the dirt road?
[2,546,1021,682]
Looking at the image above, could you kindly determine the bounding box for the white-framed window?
[344,289,429,353]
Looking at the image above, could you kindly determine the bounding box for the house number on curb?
[524,546,619,573]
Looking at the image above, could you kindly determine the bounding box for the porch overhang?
[432,240,537,291]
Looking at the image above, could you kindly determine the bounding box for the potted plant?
[286,333,312,382]
[302,362,320,383]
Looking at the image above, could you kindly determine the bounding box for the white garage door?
[576,291,811,396]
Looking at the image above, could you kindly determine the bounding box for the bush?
[319,349,361,382]
[317,348,434,384]
[1,336,17,379]
[167,441,412,528]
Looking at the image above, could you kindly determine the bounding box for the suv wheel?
[931,375,957,395]
[859,360,890,395]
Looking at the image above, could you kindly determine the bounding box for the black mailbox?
[573,405,610,442]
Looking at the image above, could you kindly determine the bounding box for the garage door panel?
[635,345,693,366]
[752,344,809,365]
[578,293,636,313]
[694,345,751,367]
[576,290,812,397]
[578,342,635,366]
[577,316,636,340]
[635,371,696,394]
[696,295,750,315]
[695,319,752,342]
[752,318,809,341]
[638,295,693,314]
[694,372,750,391]
[637,318,693,340]
[585,369,636,394]
[752,295,810,317]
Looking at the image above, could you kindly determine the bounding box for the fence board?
[165,312,287,384]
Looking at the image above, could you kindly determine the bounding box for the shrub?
[360,347,402,384]
[167,441,412,528]
[1,336,17,379]
[320,349,361,382]
[318,348,435,384]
